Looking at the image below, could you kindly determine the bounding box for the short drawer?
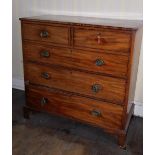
[74,27,131,51]
[25,63,126,104]
[23,43,129,78]
[22,22,69,45]
[26,85,123,129]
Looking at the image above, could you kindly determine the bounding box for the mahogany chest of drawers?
[20,15,142,148]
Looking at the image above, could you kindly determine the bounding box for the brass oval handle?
[40,31,49,38]
[95,59,104,66]
[91,109,101,117]
[41,72,50,79]
[40,97,48,106]
[92,84,102,93]
[40,50,50,57]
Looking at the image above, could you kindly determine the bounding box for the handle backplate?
[40,31,49,38]
[92,84,102,93]
[95,59,105,66]
[41,72,50,79]
[91,109,101,117]
[40,50,50,57]
[40,97,48,106]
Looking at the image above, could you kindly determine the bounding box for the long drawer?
[22,23,69,45]
[23,43,129,78]
[25,63,126,104]
[26,85,123,129]
[74,27,131,51]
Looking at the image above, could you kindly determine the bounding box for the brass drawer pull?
[40,50,50,57]
[40,97,48,106]
[40,31,49,38]
[91,109,101,117]
[41,72,50,79]
[95,59,104,66]
[92,84,102,93]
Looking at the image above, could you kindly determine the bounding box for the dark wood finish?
[25,63,126,104]
[118,133,127,149]
[20,15,142,147]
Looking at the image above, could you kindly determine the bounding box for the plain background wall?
[12,0,143,116]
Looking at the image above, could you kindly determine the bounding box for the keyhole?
[97,35,101,44]
[96,32,102,44]
[97,36,101,44]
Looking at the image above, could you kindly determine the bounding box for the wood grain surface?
[25,63,126,104]
[22,23,69,45]
[12,88,143,155]
[26,85,123,129]
[20,16,141,147]
[74,28,131,51]
[23,42,129,78]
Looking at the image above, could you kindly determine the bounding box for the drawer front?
[26,85,123,129]
[71,49,129,78]
[74,28,131,51]
[23,43,72,68]
[25,63,126,104]
[23,43,129,78]
[22,23,69,45]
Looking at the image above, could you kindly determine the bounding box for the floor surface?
[12,88,143,155]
